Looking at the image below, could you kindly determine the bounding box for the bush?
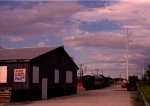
[138,84,150,104]
[129,76,138,83]
[132,92,144,106]
[142,65,150,84]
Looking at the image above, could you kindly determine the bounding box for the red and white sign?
[14,69,26,82]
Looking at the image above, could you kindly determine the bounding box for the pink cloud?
[72,1,150,28]
[63,32,126,49]
[37,41,46,47]
[62,26,149,77]
[90,53,125,62]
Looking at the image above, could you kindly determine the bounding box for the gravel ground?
[0,85,133,106]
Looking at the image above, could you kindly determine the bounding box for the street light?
[123,25,150,81]
[121,26,129,81]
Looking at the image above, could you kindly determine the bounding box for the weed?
[138,84,150,105]
[132,92,144,106]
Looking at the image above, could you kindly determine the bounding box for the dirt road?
[1,85,133,106]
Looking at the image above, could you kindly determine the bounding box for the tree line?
[142,65,150,84]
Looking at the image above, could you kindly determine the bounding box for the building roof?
[0,46,60,61]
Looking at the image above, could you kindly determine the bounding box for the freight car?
[81,73,109,90]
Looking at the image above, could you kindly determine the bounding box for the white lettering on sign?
[14,69,26,82]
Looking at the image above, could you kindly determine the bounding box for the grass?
[137,83,150,105]
[132,92,145,106]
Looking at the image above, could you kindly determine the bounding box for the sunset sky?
[0,0,150,78]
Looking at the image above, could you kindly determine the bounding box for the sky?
[0,0,150,78]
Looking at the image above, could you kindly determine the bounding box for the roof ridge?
[0,46,62,61]
[0,46,61,50]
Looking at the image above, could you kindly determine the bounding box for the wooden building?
[0,46,78,101]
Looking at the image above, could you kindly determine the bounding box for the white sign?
[14,69,26,82]
[0,66,7,83]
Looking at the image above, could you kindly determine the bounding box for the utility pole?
[120,74,122,79]
[85,66,87,74]
[126,28,129,81]
[79,64,83,77]
[96,69,99,75]
[142,60,145,76]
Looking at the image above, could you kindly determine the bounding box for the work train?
[81,74,111,90]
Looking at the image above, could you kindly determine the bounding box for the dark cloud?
[78,0,115,8]
[0,1,84,41]
[0,1,40,10]
[79,19,121,32]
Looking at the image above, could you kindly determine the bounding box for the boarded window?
[54,69,59,83]
[66,71,72,83]
[14,69,26,82]
[0,66,7,83]
[33,66,39,83]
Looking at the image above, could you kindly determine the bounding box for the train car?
[81,73,104,90]
[81,75,94,90]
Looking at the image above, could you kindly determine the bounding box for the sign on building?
[14,69,26,82]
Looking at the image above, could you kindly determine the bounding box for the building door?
[42,78,48,99]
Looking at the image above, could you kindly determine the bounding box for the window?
[66,71,72,83]
[0,66,7,83]
[32,66,39,83]
[54,69,59,83]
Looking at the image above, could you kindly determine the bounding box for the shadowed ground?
[0,85,133,106]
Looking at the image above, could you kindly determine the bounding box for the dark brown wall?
[30,47,78,89]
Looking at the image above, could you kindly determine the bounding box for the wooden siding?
[0,62,30,90]
[29,47,77,89]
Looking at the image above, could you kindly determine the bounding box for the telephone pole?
[79,64,84,77]
[95,69,99,75]
[143,60,145,76]
[84,66,87,74]
[126,28,129,81]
